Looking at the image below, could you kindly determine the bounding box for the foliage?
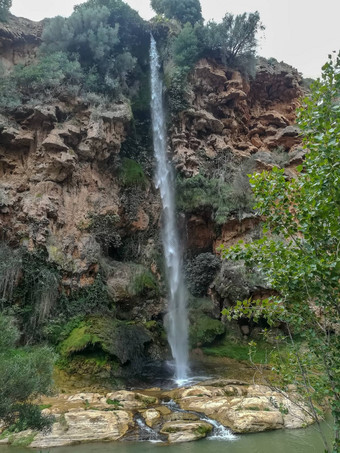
[220,54,340,452]
[118,158,148,188]
[202,12,263,72]
[0,315,54,429]
[151,0,203,25]
[13,52,83,97]
[172,23,200,68]
[176,173,253,223]
[129,269,160,297]
[203,338,270,363]
[165,66,190,114]
[189,314,225,347]
[13,249,60,336]
[41,0,147,99]
[59,317,151,371]
[0,243,22,307]
[59,323,100,356]
[0,0,11,21]
[87,213,122,253]
[185,253,221,297]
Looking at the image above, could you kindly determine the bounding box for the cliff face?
[0,17,304,381]
[0,15,43,72]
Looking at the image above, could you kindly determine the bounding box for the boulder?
[30,410,132,448]
[160,420,213,443]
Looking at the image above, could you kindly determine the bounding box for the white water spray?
[150,35,189,384]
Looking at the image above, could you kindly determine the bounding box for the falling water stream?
[150,35,189,384]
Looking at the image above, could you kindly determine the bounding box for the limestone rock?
[30,410,132,448]
[142,409,161,428]
[160,420,213,443]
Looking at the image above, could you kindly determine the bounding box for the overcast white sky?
[11,0,340,78]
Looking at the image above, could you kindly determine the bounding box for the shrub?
[129,269,160,297]
[151,0,203,25]
[189,314,225,347]
[0,315,54,429]
[172,23,200,69]
[41,1,146,98]
[12,52,84,98]
[0,243,22,307]
[118,158,148,188]
[87,213,122,253]
[0,0,11,22]
[185,253,221,297]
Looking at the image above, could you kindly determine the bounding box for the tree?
[151,0,203,25]
[172,23,200,69]
[221,53,340,452]
[0,315,55,430]
[41,4,140,97]
[0,0,11,21]
[203,12,263,68]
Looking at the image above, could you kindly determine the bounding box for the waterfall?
[150,35,189,384]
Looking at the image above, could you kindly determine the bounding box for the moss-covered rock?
[58,317,152,375]
[189,314,225,347]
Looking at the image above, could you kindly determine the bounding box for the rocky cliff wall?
[0,16,304,381]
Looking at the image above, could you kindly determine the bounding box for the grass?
[119,158,148,188]
[203,338,270,364]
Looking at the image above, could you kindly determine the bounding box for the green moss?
[9,432,36,447]
[59,324,100,356]
[129,270,160,297]
[189,315,225,348]
[194,424,213,436]
[106,398,123,408]
[135,394,157,405]
[119,158,148,188]
[38,404,52,410]
[203,337,269,363]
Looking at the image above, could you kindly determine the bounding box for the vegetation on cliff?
[221,53,340,452]
[0,315,54,431]
[0,0,11,21]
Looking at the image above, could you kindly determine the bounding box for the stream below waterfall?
[0,417,333,453]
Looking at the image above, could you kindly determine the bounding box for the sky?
[11,0,340,78]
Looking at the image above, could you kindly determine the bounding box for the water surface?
[0,419,333,453]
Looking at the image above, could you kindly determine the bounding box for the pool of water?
[0,419,333,453]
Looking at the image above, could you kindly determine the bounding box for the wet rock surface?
[0,381,315,447]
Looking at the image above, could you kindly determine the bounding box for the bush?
[172,23,200,69]
[151,0,203,25]
[41,1,147,98]
[87,213,122,253]
[0,0,11,22]
[189,314,225,347]
[13,52,84,98]
[118,158,148,188]
[0,315,54,428]
[176,174,233,223]
[185,253,221,297]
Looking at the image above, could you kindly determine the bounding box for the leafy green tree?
[13,52,84,97]
[0,0,11,21]
[203,12,263,68]
[42,4,140,97]
[151,0,203,25]
[172,23,200,69]
[0,315,55,430]
[221,53,340,452]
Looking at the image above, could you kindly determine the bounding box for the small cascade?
[201,416,238,441]
[150,34,189,384]
[135,416,162,443]
[161,400,237,441]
